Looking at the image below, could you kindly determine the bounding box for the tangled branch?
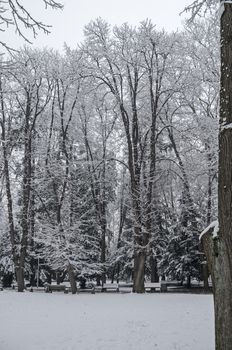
[0,0,63,49]
[181,0,218,20]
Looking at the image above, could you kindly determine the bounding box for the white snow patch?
[199,220,219,241]
[220,122,232,131]
[0,291,214,350]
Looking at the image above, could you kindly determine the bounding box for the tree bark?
[17,96,32,292]
[215,3,232,348]
[0,77,18,276]
[202,227,232,350]
[133,251,146,293]
[202,263,209,291]
[201,4,232,349]
[15,267,25,292]
[150,256,159,283]
[68,264,77,294]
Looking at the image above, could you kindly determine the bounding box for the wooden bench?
[144,282,161,292]
[118,282,133,293]
[77,286,95,294]
[101,283,119,292]
[44,284,67,293]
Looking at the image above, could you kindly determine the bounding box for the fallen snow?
[0,291,214,350]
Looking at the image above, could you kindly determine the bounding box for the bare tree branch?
[0,0,63,48]
[182,0,218,20]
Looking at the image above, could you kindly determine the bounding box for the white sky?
[6,0,191,51]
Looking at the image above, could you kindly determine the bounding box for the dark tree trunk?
[113,186,127,285]
[145,72,159,284]
[216,3,232,348]
[120,96,145,293]
[202,263,209,291]
[133,251,146,293]
[16,267,25,292]
[56,272,61,285]
[186,275,191,289]
[18,101,32,292]
[111,267,115,284]
[46,268,52,284]
[202,228,232,350]
[96,275,101,286]
[201,4,232,349]
[150,256,159,283]
[0,78,19,282]
[68,265,77,294]
[132,198,144,293]
[29,258,37,287]
[100,215,106,284]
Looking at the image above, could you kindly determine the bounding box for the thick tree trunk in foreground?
[217,3,232,349]
[202,227,232,350]
[202,3,232,349]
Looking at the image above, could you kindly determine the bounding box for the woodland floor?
[0,291,214,350]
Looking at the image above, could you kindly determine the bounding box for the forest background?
[0,0,219,294]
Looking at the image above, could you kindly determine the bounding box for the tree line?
[0,17,219,293]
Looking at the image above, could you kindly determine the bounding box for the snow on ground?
[0,291,214,350]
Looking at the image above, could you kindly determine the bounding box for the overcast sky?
[7,0,191,51]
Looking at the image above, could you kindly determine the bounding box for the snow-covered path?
[0,291,214,350]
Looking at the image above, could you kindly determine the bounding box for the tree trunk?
[100,216,106,284]
[68,265,77,294]
[202,228,232,350]
[96,275,101,286]
[186,275,191,289]
[16,267,25,292]
[200,3,232,345]
[150,256,159,283]
[133,251,146,293]
[19,99,33,293]
[208,3,232,349]
[202,6,232,327]
[131,177,144,293]
[202,263,209,291]
[0,78,18,279]
[213,243,232,349]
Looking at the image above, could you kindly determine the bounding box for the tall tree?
[0,48,53,291]
[188,0,232,349]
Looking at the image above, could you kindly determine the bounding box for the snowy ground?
[0,291,214,350]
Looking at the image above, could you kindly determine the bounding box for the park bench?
[44,284,68,293]
[144,282,161,292]
[76,286,95,294]
[101,283,119,292]
[118,282,133,293]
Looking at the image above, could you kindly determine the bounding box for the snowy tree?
[82,19,187,292]
[185,0,232,349]
[0,48,54,291]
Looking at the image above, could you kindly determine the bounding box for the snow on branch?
[199,220,219,241]
[0,0,63,48]
[182,0,218,20]
[220,122,232,131]
[43,0,63,9]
